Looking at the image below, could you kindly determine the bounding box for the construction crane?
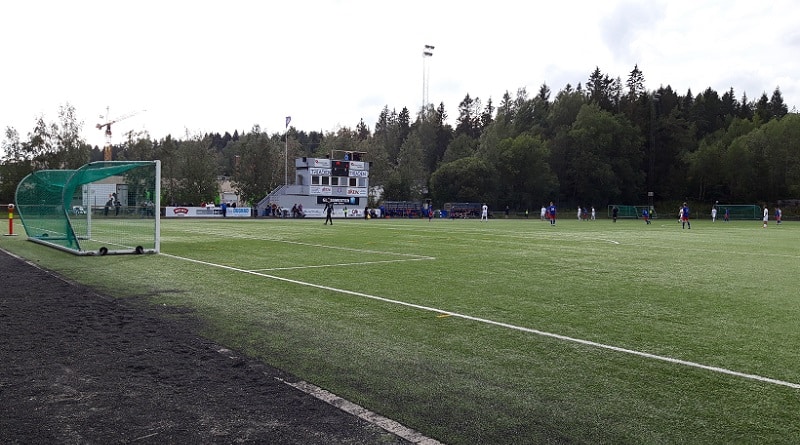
[96,107,145,161]
[123,128,147,141]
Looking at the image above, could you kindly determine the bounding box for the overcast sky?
[2,0,799,152]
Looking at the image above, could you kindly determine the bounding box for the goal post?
[15,160,161,255]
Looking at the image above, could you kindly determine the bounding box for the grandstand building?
[257,151,370,218]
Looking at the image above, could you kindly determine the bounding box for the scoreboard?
[331,160,349,177]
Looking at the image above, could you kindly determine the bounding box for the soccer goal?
[15,161,161,255]
[716,204,762,220]
[608,205,655,219]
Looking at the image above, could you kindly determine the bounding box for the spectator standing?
[114,193,121,216]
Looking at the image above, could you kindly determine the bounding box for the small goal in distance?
[715,204,762,220]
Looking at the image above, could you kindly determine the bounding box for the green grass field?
[3,216,800,444]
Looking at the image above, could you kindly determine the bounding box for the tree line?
[2,65,798,211]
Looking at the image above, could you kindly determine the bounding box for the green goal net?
[608,205,656,219]
[14,161,161,255]
[716,204,762,220]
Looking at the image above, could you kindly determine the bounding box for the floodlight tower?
[422,44,434,116]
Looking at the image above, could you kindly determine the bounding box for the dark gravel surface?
[0,248,416,444]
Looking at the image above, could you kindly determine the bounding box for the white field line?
[275,377,444,445]
[251,257,432,272]
[368,222,800,257]
[362,222,625,246]
[172,226,435,260]
[162,252,800,390]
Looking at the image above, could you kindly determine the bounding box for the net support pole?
[4,204,18,236]
[154,160,161,253]
[86,188,92,239]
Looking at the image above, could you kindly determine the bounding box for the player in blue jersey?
[681,202,691,229]
[547,202,557,225]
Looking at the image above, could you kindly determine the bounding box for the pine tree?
[769,87,788,119]
[626,64,646,99]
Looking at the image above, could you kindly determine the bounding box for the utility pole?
[284,116,291,187]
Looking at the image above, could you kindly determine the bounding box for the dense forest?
[2,65,799,212]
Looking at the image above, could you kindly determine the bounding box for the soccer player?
[681,202,691,229]
[775,207,782,225]
[763,205,769,228]
[642,208,651,224]
[324,199,334,225]
[547,201,557,225]
[711,206,717,222]
[481,203,488,221]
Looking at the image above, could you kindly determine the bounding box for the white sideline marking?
[162,252,800,390]
[275,377,444,445]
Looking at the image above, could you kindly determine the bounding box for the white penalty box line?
[173,226,435,271]
[161,252,800,391]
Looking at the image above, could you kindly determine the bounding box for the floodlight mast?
[422,44,434,116]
